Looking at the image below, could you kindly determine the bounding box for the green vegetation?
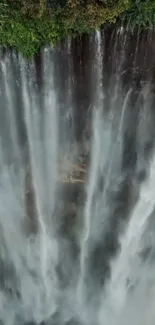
[0,0,155,57]
[122,0,155,29]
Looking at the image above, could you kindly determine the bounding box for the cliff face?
[24,158,87,235]
[1,25,155,325]
[2,27,154,235]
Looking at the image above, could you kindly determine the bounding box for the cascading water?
[0,28,155,325]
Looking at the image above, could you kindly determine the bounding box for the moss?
[0,0,154,57]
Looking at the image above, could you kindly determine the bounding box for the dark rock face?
[24,168,39,234]
[21,27,155,297]
[1,27,155,325]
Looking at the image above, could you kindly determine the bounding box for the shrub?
[0,0,154,57]
[121,0,155,29]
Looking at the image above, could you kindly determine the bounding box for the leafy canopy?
[0,0,154,57]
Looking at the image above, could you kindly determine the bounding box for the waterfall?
[0,28,155,325]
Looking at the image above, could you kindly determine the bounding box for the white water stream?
[0,30,155,325]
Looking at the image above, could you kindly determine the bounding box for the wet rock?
[24,167,39,234]
[136,168,147,183]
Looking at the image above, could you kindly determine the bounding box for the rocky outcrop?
[24,159,87,234]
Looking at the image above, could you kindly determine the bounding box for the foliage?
[47,0,67,8]
[0,1,64,57]
[62,0,130,33]
[0,18,62,57]
[0,0,155,56]
[121,0,155,30]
